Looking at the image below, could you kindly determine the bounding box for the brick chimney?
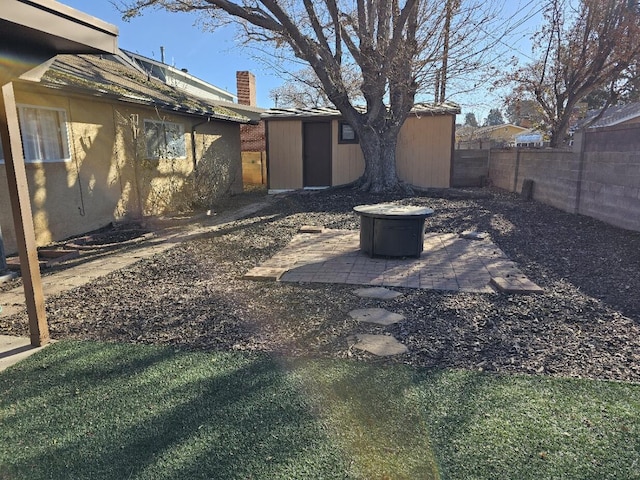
[236,71,256,106]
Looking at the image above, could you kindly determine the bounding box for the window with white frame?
[17,105,71,162]
[144,119,186,159]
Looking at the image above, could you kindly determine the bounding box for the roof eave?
[17,79,252,124]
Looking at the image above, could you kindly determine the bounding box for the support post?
[1,81,49,346]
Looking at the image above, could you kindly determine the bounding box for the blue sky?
[62,1,279,106]
[61,1,543,121]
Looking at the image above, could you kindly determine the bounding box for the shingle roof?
[581,102,640,129]
[262,101,460,119]
[27,53,252,124]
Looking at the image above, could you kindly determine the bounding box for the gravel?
[2,187,640,382]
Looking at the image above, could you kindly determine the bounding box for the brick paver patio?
[244,228,542,294]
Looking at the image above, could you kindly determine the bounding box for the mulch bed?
[2,187,640,382]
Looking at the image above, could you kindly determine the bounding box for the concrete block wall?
[452,149,488,187]
[517,150,579,213]
[579,151,640,231]
[487,123,640,232]
[487,150,516,191]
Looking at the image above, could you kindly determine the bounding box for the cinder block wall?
[452,150,488,187]
[487,123,640,232]
[517,150,579,212]
[579,125,640,231]
[487,150,516,191]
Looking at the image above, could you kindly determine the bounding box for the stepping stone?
[348,308,405,325]
[298,225,324,233]
[353,287,402,300]
[460,231,488,240]
[243,267,287,281]
[353,334,408,356]
[491,276,544,294]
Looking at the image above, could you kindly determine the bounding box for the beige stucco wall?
[267,114,453,190]
[0,86,241,254]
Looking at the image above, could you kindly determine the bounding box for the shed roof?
[263,101,460,119]
[18,52,253,124]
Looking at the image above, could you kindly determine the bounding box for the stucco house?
[456,123,528,149]
[0,50,253,255]
[1,0,122,345]
[263,102,460,192]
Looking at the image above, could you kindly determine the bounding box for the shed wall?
[397,115,451,188]
[268,114,454,190]
[332,120,365,185]
[267,120,303,190]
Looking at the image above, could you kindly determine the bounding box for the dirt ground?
[2,187,639,382]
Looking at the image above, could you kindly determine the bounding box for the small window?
[338,121,358,144]
[144,119,186,159]
[16,105,71,163]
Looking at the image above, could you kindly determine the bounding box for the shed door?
[303,122,331,187]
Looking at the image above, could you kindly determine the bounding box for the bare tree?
[502,0,640,147]
[505,99,545,127]
[122,0,501,192]
[269,66,363,108]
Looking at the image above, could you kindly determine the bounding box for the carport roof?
[263,101,460,119]
[0,0,118,56]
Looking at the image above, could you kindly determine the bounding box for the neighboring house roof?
[123,49,237,103]
[576,102,640,130]
[473,123,527,136]
[18,52,253,124]
[456,123,527,142]
[122,50,265,123]
[262,101,461,119]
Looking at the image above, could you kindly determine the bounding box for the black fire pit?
[353,203,434,258]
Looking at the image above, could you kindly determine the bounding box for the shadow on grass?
[2,341,640,480]
[0,341,350,480]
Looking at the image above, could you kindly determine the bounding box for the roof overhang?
[0,0,118,57]
[262,101,461,121]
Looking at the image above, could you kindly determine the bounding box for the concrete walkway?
[0,200,272,372]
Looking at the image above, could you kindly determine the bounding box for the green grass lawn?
[1,340,639,480]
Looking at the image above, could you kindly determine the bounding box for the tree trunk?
[549,113,572,148]
[356,127,404,193]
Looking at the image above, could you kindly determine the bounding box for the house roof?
[456,123,527,142]
[262,101,461,119]
[579,102,640,129]
[18,52,253,124]
[122,49,237,103]
[473,123,527,136]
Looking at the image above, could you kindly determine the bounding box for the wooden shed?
[263,102,460,192]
